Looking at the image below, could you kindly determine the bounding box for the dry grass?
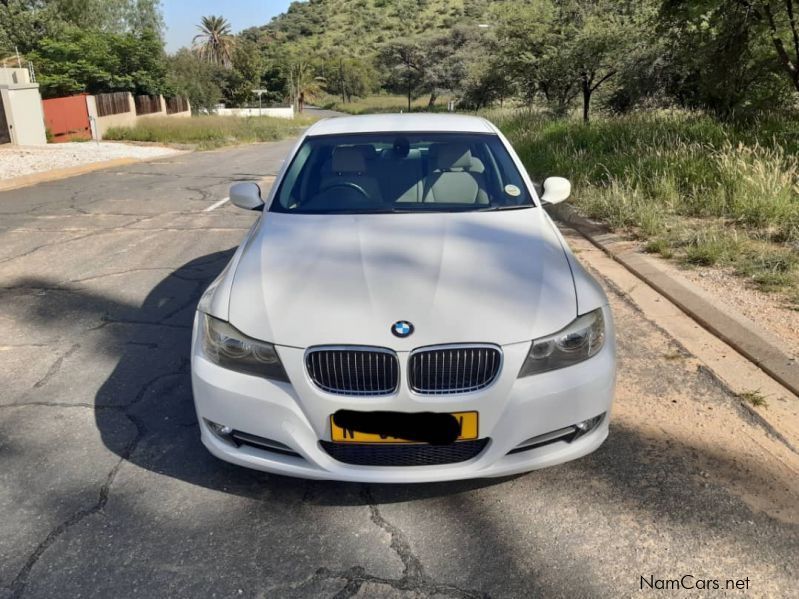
[491,109,799,299]
[104,115,317,150]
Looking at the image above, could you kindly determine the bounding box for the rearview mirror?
[541,177,571,205]
[230,182,264,211]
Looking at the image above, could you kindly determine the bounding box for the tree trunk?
[427,91,437,108]
[407,76,412,112]
[763,1,799,93]
[582,78,591,124]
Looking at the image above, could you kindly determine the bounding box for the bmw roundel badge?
[391,320,414,338]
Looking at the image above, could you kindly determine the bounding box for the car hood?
[228,209,577,349]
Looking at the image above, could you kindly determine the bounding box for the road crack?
[32,343,80,389]
[310,486,489,599]
[7,412,143,599]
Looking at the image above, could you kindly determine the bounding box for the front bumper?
[190,311,616,483]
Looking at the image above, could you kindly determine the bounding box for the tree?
[495,0,580,113]
[284,57,324,112]
[496,0,646,122]
[570,4,641,123]
[165,48,222,112]
[193,15,234,68]
[757,0,799,93]
[321,55,376,103]
[222,38,263,107]
[377,39,426,110]
[418,26,480,107]
[0,0,62,56]
[660,0,792,114]
[29,25,167,97]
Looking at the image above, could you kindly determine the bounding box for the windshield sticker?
[504,184,521,197]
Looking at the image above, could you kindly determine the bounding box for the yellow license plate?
[330,411,478,444]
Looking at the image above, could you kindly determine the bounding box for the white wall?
[0,68,31,86]
[1,85,47,145]
[214,107,295,119]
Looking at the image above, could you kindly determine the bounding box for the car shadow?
[12,248,795,529]
[29,249,509,504]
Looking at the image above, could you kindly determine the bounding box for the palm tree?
[192,15,234,68]
[286,60,325,113]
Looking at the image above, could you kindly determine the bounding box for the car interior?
[275,134,533,213]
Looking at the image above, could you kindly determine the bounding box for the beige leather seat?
[423,143,488,204]
[319,147,382,202]
[377,148,424,203]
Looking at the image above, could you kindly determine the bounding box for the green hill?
[261,0,493,56]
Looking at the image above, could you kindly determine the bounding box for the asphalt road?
[1,140,798,599]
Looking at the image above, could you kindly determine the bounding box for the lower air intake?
[319,439,489,466]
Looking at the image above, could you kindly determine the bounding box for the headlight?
[518,308,605,377]
[199,313,289,382]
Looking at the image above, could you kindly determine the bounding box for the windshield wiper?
[475,205,534,212]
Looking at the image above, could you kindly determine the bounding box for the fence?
[135,94,162,115]
[95,92,131,117]
[166,96,189,115]
[83,92,190,139]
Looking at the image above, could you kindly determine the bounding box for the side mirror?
[541,177,571,205]
[229,182,264,211]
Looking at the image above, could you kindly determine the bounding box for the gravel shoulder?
[0,142,181,180]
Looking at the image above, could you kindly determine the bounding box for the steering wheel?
[319,181,374,202]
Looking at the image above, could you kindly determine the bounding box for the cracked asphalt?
[1,139,798,599]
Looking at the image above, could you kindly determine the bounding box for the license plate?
[330,411,478,443]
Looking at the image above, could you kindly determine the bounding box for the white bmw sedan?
[191,114,616,482]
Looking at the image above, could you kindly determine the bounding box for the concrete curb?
[552,203,799,398]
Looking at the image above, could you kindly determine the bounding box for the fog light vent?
[508,413,605,455]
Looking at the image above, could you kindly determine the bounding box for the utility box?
[0,67,48,146]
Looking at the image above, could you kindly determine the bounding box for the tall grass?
[491,109,799,294]
[104,115,317,150]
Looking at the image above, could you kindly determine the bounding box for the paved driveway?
[1,141,797,599]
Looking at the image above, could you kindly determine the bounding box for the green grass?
[321,94,454,115]
[739,390,768,408]
[490,109,799,297]
[103,115,317,150]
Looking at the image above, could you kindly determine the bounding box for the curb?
[552,203,799,399]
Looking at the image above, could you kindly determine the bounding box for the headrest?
[470,156,485,174]
[432,143,472,171]
[353,144,378,161]
[331,147,366,173]
[381,148,422,161]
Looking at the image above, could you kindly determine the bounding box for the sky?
[162,0,294,53]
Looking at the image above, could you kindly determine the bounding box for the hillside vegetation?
[261,0,488,56]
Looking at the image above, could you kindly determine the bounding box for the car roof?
[304,113,497,136]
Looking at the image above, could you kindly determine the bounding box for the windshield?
[270,132,534,214]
